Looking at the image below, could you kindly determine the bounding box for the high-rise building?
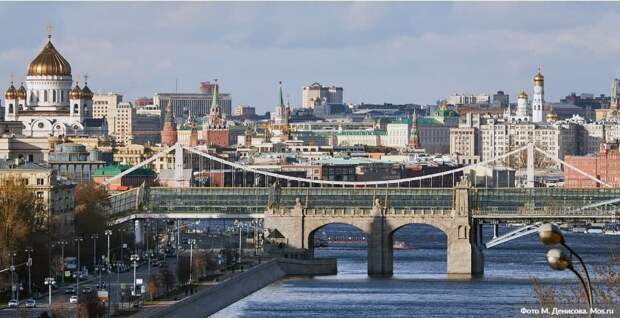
[93,93,123,133]
[199,81,217,94]
[492,91,509,108]
[302,82,343,108]
[153,82,232,123]
[113,102,161,145]
[532,68,545,123]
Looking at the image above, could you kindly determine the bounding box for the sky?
[1,2,620,112]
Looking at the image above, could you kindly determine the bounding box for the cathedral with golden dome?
[3,31,107,137]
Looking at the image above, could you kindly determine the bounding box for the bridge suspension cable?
[105,142,609,188]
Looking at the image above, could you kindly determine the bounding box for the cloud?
[1,2,620,110]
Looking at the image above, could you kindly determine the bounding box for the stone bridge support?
[264,183,484,277]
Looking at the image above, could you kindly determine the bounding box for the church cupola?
[4,82,17,100]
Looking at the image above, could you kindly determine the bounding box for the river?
[213,224,619,317]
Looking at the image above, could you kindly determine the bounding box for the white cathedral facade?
[3,33,107,137]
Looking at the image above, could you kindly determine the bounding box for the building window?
[36,192,44,200]
[37,178,44,185]
[53,90,56,102]
[44,90,48,102]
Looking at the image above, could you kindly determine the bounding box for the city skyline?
[1,2,620,111]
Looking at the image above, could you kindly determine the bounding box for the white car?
[24,299,36,308]
[7,299,18,308]
[69,296,78,304]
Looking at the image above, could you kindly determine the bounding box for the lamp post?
[74,236,83,301]
[539,223,593,309]
[130,254,139,297]
[187,239,196,284]
[44,277,55,314]
[233,220,243,265]
[9,251,16,300]
[56,241,67,284]
[104,230,112,272]
[119,229,125,265]
[24,247,33,297]
[91,234,99,272]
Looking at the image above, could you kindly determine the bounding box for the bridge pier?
[368,217,393,277]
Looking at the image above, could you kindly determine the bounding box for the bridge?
[105,143,620,277]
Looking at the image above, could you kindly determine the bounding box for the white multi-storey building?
[302,82,343,108]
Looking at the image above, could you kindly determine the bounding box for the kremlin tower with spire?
[161,97,178,146]
[202,80,230,147]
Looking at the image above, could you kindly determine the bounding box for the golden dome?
[4,83,16,99]
[27,38,71,77]
[534,68,544,83]
[17,83,26,99]
[546,108,558,122]
[70,83,82,99]
[81,84,93,100]
[518,91,528,99]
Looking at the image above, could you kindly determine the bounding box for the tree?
[147,273,160,301]
[532,252,620,310]
[74,182,110,268]
[158,265,175,293]
[77,291,105,318]
[176,254,190,285]
[0,178,43,287]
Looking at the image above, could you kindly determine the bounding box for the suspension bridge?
[105,143,620,277]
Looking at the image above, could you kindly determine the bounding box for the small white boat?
[572,227,586,233]
[393,241,415,250]
[585,227,603,234]
[604,230,620,236]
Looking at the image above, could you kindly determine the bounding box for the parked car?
[69,296,78,304]
[8,299,18,308]
[82,287,92,294]
[24,299,36,308]
[64,287,76,294]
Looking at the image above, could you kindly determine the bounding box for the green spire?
[210,79,219,113]
[164,96,174,123]
[278,81,284,107]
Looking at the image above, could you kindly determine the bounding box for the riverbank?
[146,257,337,318]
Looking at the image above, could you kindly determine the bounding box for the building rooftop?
[93,164,155,177]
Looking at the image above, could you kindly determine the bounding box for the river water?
[213,224,619,318]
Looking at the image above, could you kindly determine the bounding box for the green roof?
[433,109,459,118]
[336,130,386,136]
[416,117,443,127]
[94,164,156,177]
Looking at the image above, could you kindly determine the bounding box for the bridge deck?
[110,187,620,221]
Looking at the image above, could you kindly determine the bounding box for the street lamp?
[104,230,113,272]
[539,223,593,309]
[91,234,99,272]
[119,229,125,265]
[130,254,139,296]
[233,220,244,265]
[74,236,83,301]
[187,239,197,284]
[24,247,33,297]
[9,251,16,301]
[44,277,55,313]
[56,241,67,284]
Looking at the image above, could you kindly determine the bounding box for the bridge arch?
[304,218,372,254]
[387,222,449,276]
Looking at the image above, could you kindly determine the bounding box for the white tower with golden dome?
[3,29,103,137]
[532,67,545,123]
[516,90,529,118]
